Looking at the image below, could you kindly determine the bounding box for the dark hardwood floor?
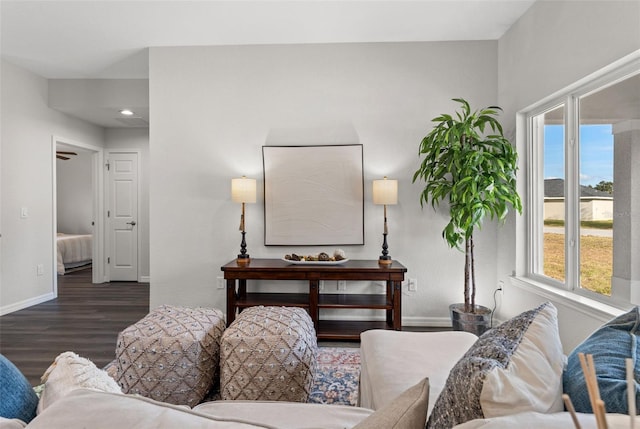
[0,269,149,385]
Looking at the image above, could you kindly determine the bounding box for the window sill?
[510,276,628,323]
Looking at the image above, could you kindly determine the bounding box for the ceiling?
[1,0,537,127]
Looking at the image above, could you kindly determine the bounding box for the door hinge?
[105,161,110,171]
[107,210,110,218]
[107,257,110,264]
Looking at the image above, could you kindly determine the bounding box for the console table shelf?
[318,293,390,309]
[221,258,407,340]
[317,320,393,340]
[235,292,310,308]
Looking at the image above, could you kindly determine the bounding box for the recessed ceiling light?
[119,109,134,116]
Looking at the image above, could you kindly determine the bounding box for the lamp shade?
[231,176,257,203]
[372,177,398,205]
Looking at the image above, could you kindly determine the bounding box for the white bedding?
[56,233,92,274]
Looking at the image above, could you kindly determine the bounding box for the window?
[527,63,639,306]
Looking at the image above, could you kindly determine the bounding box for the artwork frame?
[262,144,364,246]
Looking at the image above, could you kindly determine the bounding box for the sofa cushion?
[427,302,565,428]
[563,306,640,414]
[359,330,477,415]
[37,351,122,413]
[353,378,429,429]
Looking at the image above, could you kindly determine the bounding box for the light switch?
[20,207,28,219]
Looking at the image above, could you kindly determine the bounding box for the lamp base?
[236,255,250,266]
[378,256,393,266]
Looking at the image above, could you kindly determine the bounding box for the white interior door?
[108,152,138,281]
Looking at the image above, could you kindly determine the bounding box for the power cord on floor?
[490,287,502,328]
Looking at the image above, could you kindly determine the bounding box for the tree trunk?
[470,234,476,312]
[464,236,471,313]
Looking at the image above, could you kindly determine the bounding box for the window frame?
[520,52,640,310]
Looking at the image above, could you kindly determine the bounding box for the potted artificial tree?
[413,98,522,335]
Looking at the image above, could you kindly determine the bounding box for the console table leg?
[226,279,237,327]
[393,280,402,330]
[309,280,319,334]
[386,280,393,326]
[238,280,247,300]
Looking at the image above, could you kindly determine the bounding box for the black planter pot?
[449,303,493,336]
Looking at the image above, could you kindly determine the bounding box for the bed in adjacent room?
[56,233,92,275]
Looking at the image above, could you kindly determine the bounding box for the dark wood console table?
[221,258,407,340]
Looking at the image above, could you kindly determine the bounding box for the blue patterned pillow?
[427,302,565,428]
[0,354,38,423]
[563,306,640,414]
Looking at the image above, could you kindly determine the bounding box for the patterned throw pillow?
[563,306,640,414]
[427,302,565,428]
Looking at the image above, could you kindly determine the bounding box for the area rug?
[309,346,361,406]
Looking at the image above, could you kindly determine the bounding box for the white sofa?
[359,329,636,429]
[359,302,638,429]
[2,303,638,428]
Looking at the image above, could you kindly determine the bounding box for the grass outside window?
[543,231,613,296]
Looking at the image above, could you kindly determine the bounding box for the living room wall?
[148,41,500,323]
[496,0,640,351]
[0,60,105,314]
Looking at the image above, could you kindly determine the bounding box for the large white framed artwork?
[263,144,364,245]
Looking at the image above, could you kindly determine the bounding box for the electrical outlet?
[408,278,417,292]
[217,277,225,289]
[497,280,504,296]
[338,280,347,290]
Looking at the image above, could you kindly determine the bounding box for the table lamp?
[231,176,256,265]
[373,176,398,265]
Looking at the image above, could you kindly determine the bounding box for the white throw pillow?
[480,302,566,417]
[427,302,566,428]
[38,351,122,413]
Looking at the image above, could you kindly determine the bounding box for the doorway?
[52,136,105,291]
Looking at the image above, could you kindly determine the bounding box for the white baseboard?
[139,276,150,283]
[0,292,56,316]
[318,313,452,328]
[401,316,452,327]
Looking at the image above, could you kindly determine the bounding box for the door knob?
[127,221,137,226]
